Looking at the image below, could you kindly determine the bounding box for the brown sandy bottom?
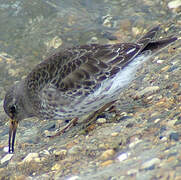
[0,0,181,179]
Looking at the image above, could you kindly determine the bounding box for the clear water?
[0,0,177,96]
[0,0,179,178]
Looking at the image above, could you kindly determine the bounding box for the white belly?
[76,53,151,113]
[54,52,151,119]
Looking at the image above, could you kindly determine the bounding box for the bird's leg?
[49,117,78,138]
[49,101,116,138]
[83,100,117,127]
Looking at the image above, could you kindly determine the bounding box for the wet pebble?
[127,168,138,175]
[161,65,170,72]
[169,132,180,141]
[174,118,181,126]
[129,137,142,148]
[51,163,62,171]
[160,136,168,142]
[100,160,114,167]
[132,27,141,37]
[45,36,62,49]
[3,146,9,153]
[22,153,39,163]
[135,86,160,98]
[118,115,132,122]
[97,118,107,124]
[100,149,116,160]
[140,158,161,170]
[168,0,181,9]
[117,152,129,162]
[157,60,164,64]
[53,149,67,156]
[111,132,119,137]
[167,65,179,72]
[40,149,50,156]
[1,154,13,164]
[167,119,177,127]
[102,15,112,27]
[68,145,82,155]
[88,37,98,44]
[66,176,80,180]
[8,68,20,77]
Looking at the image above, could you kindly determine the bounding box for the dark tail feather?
[142,36,177,53]
[137,25,160,45]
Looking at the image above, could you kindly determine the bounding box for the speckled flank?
[4,26,177,121]
[3,26,177,153]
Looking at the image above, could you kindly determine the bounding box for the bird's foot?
[82,100,117,131]
[48,101,117,137]
[48,117,78,138]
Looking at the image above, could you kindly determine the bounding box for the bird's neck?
[18,79,36,118]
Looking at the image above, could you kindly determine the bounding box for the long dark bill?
[9,119,18,153]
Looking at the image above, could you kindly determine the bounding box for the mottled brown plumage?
[3,26,177,153]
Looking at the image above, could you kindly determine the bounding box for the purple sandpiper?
[3,26,177,153]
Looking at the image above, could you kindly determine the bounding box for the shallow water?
[0,0,180,179]
[0,0,178,93]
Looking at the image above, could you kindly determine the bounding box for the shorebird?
[3,26,177,153]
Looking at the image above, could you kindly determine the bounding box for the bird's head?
[3,81,33,153]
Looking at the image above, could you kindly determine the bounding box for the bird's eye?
[9,105,17,115]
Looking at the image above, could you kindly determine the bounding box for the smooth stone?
[22,153,39,162]
[44,130,57,137]
[161,65,170,72]
[160,136,168,141]
[127,168,138,175]
[168,0,181,9]
[97,118,106,124]
[40,149,50,155]
[68,145,81,155]
[157,60,164,64]
[174,119,181,125]
[132,27,141,36]
[88,37,99,44]
[129,138,142,148]
[167,119,177,127]
[119,116,132,122]
[117,152,130,162]
[141,158,160,170]
[100,160,114,167]
[45,36,62,49]
[53,149,67,156]
[111,132,119,137]
[169,132,179,141]
[66,176,80,180]
[51,163,62,171]
[3,146,9,153]
[102,15,112,27]
[100,149,116,160]
[168,66,178,72]
[136,86,160,98]
[1,154,14,164]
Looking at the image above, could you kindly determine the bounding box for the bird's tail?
[137,25,160,45]
[142,36,177,53]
